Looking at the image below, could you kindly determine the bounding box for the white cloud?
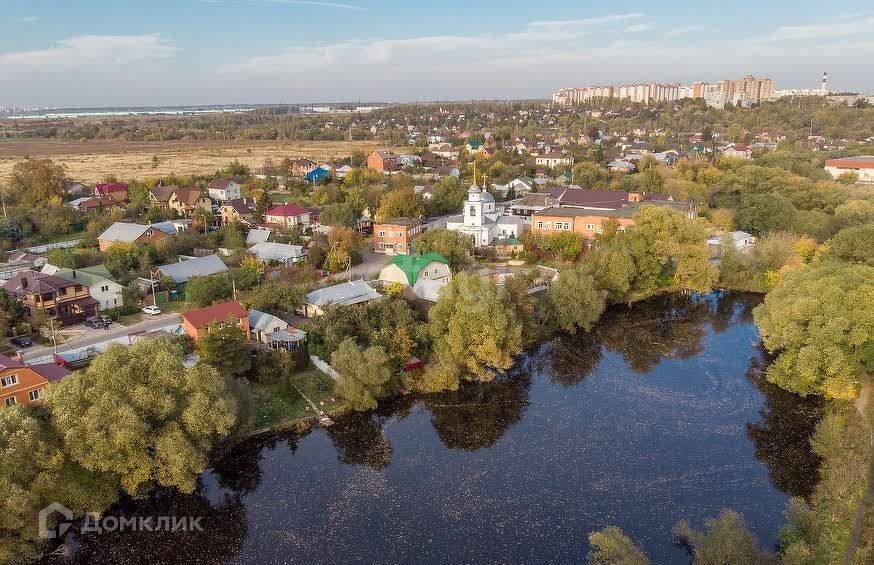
[262,0,365,9]
[528,13,642,29]
[663,25,713,38]
[772,17,874,41]
[626,24,654,33]
[0,34,177,74]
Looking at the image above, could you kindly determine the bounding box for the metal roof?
[157,254,228,283]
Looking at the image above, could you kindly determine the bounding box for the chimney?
[16,352,24,363]
[20,276,27,289]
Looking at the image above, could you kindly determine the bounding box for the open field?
[0,139,381,183]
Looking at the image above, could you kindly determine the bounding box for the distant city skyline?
[2,0,873,107]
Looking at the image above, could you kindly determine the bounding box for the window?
[595,225,603,233]
[396,232,403,237]
[100,285,110,292]
[469,206,476,216]
[29,389,43,401]
[378,231,386,237]
[586,223,595,231]
[1,375,18,387]
[4,397,16,407]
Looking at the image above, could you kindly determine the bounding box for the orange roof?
[825,156,874,169]
[181,301,247,329]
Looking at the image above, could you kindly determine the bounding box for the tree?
[579,240,636,303]
[673,510,771,565]
[423,274,522,391]
[319,202,357,227]
[8,158,67,207]
[753,262,873,400]
[547,231,585,261]
[330,338,392,411]
[835,171,858,185]
[46,247,78,268]
[735,193,796,235]
[0,406,119,563]
[199,321,252,378]
[376,186,425,220]
[0,288,24,337]
[240,280,306,315]
[426,176,468,216]
[185,275,233,307]
[104,242,141,279]
[587,526,649,565]
[49,339,238,494]
[549,268,607,333]
[412,229,473,270]
[825,224,874,266]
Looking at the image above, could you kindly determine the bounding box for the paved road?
[21,313,182,362]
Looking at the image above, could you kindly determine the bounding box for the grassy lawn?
[253,367,347,429]
[267,191,313,206]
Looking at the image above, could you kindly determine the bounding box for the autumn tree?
[49,339,239,494]
[8,158,67,207]
[104,242,141,279]
[423,274,522,391]
[331,338,392,411]
[412,229,473,270]
[587,526,649,565]
[549,268,607,333]
[825,223,874,266]
[376,186,425,221]
[673,510,771,565]
[199,321,252,378]
[753,261,873,399]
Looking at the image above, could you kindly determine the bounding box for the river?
[48,292,823,564]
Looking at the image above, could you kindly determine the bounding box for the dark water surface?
[55,292,823,564]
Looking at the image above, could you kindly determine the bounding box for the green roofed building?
[51,264,124,311]
[378,252,452,301]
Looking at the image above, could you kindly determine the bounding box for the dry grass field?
[0,139,382,183]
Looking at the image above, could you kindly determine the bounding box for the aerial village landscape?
[0,2,873,564]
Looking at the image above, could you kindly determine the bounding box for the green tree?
[587,526,650,565]
[331,338,392,411]
[199,321,252,378]
[549,268,607,333]
[825,224,874,266]
[45,247,78,268]
[673,510,771,565]
[0,288,24,337]
[753,261,873,400]
[320,202,357,227]
[412,229,473,270]
[240,280,306,314]
[426,176,468,216]
[579,240,636,303]
[104,242,141,279]
[548,231,585,261]
[185,275,233,307]
[49,339,238,494]
[8,158,67,207]
[423,274,522,391]
[735,193,797,235]
[376,186,425,221]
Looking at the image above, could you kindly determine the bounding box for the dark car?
[10,335,32,348]
[85,315,113,328]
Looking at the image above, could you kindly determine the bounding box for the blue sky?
[2,0,873,107]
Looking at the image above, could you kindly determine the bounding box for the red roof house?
[181,301,250,342]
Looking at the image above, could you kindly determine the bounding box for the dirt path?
[843,382,873,565]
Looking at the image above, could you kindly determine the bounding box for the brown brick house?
[0,354,72,409]
[97,222,170,252]
[218,198,256,226]
[181,301,250,342]
[373,218,422,255]
[2,271,98,326]
[532,201,695,240]
[367,150,399,172]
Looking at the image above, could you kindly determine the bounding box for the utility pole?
[149,269,158,307]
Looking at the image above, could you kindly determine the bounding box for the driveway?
[21,312,182,362]
[327,247,386,282]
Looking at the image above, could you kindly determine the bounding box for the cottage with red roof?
[0,353,72,408]
[720,144,752,160]
[94,182,129,199]
[264,204,311,230]
[181,301,250,342]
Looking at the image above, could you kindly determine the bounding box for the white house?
[207,179,242,202]
[445,184,526,247]
[378,252,452,301]
[720,144,752,160]
[247,309,307,350]
[247,242,307,265]
[707,231,757,258]
[535,152,575,168]
[302,280,382,317]
[52,266,124,311]
[490,177,535,197]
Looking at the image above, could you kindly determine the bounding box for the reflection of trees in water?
[547,333,603,387]
[59,485,248,564]
[213,433,298,495]
[595,294,711,373]
[328,413,393,470]
[423,375,531,451]
[711,291,760,334]
[745,350,823,499]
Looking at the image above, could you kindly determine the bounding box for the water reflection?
[544,333,603,387]
[745,350,823,499]
[423,375,531,451]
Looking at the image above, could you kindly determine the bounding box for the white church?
[445,184,526,247]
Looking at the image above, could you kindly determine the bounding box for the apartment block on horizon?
[373,217,422,255]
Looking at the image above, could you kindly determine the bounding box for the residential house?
[53,265,124,311]
[430,144,460,160]
[207,179,242,202]
[509,192,554,219]
[535,152,575,168]
[181,301,249,342]
[824,156,874,183]
[367,150,400,172]
[607,159,636,173]
[491,177,535,197]
[720,144,752,160]
[135,277,169,306]
[264,204,311,230]
[378,252,451,302]
[493,237,524,259]
[706,231,757,258]
[247,242,307,265]
[93,182,128,200]
[97,222,169,252]
[302,280,382,317]
[2,271,98,326]
[218,198,257,226]
[625,141,654,155]
[290,158,318,177]
[245,228,272,246]
[65,181,89,197]
[373,218,422,255]
[0,355,72,408]
[333,164,353,179]
[397,154,422,168]
[148,186,212,217]
[0,252,47,280]
[248,309,307,350]
[156,254,228,285]
[305,167,330,183]
[150,218,193,236]
[532,200,694,240]
[466,140,486,155]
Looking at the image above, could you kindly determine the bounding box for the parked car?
[10,335,32,348]
[85,315,113,328]
[142,305,161,316]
